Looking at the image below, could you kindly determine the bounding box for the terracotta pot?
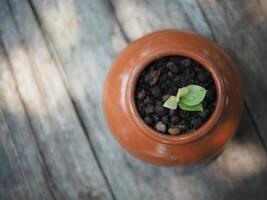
[103,30,243,166]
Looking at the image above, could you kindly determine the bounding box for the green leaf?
[179,102,203,112]
[180,85,207,106]
[163,96,178,110]
[176,86,189,102]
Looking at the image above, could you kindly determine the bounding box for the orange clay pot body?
[103,30,242,166]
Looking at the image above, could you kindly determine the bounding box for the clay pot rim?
[127,47,225,145]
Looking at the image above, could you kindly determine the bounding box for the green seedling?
[163,84,207,112]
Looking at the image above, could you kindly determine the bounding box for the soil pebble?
[155,121,166,133]
[168,127,181,135]
[161,116,169,124]
[144,105,154,114]
[144,116,154,125]
[145,70,161,86]
[151,86,161,98]
[162,94,171,102]
[170,116,180,125]
[137,90,146,100]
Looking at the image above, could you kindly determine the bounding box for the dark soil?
[135,56,217,135]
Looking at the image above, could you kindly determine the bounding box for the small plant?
[163,84,207,112]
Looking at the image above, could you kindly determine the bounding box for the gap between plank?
[106,0,131,43]
[26,0,117,199]
[195,0,217,41]
[245,102,267,153]
[173,0,196,31]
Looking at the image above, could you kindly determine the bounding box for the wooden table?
[0,0,267,199]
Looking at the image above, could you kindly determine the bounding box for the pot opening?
[135,55,217,135]
[129,48,225,144]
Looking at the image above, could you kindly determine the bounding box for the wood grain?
[0,0,266,199]
[28,0,267,199]
[0,0,113,199]
[0,39,54,200]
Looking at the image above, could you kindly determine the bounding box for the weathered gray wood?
[28,1,140,200]
[0,0,113,199]
[28,0,267,199]
[0,40,53,200]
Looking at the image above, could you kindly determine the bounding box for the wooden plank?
[109,0,213,39]
[0,0,113,199]
[0,40,53,200]
[26,0,142,199]
[29,0,267,199]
